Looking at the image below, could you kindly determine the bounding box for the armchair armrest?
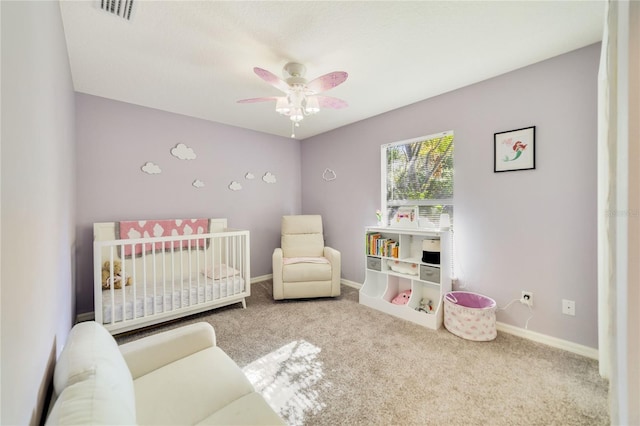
[324,246,342,296]
[324,246,340,264]
[119,322,217,379]
[272,247,284,300]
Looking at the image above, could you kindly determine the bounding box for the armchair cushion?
[281,215,324,257]
[283,262,332,282]
[283,257,329,265]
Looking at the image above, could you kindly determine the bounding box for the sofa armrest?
[119,322,217,379]
[272,247,284,300]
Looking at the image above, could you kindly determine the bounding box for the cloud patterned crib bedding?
[94,218,250,334]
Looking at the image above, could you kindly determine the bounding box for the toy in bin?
[391,289,411,305]
[421,239,441,264]
[416,298,434,314]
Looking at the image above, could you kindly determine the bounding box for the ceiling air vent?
[100,0,135,20]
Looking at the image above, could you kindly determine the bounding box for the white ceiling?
[59,1,604,140]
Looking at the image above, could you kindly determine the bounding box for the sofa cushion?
[52,322,136,422]
[54,322,131,391]
[283,262,332,282]
[46,368,136,425]
[196,392,286,425]
[119,321,217,379]
[134,346,255,425]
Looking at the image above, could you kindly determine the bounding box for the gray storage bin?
[419,264,440,283]
[367,256,382,271]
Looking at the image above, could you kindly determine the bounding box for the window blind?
[382,131,454,225]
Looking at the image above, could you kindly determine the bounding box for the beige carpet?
[117,281,609,426]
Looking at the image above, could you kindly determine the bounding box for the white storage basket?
[444,291,497,341]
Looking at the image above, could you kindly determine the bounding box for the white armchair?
[272,215,341,300]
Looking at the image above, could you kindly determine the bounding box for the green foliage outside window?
[384,132,454,225]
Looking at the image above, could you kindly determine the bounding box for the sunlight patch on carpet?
[242,340,330,425]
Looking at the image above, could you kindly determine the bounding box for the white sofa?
[45,321,285,425]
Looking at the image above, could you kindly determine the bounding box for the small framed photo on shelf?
[494,126,536,173]
[390,206,419,228]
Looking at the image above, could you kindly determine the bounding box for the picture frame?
[390,205,419,228]
[494,126,536,172]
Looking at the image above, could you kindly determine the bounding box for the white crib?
[93,218,250,334]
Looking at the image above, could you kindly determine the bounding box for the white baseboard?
[496,322,598,360]
[341,279,362,289]
[253,274,362,291]
[251,274,272,283]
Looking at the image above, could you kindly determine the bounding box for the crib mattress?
[101,276,245,324]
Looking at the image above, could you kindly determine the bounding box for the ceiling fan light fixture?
[275,97,290,114]
[305,96,320,114]
[238,63,348,137]
[289,107,304,122]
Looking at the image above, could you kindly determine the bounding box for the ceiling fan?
[237,62,348,138]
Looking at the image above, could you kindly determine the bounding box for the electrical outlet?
[521,291,533,306]
[562,299,576,316]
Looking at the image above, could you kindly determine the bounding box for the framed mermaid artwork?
[494,126,536,172]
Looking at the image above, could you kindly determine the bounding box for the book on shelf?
[366,232,399,258]
[367,233,380,255]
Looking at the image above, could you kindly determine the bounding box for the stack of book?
[367,233,399,258]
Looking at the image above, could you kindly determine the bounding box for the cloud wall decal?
[262,172,277,183]
[141,162,162,174]
[322,168,337,181]
[170,143,196,160]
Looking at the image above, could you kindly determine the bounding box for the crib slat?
[142,246,147,318]
[203,236,208,301]
[120,242,126,321]
[196,238,201,304]
[109,246,115,325]
[132,242,137,320]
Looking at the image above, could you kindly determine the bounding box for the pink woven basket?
[444,291,497,341]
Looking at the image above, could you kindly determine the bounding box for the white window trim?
[381,130,454,225]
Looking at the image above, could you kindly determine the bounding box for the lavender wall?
[75,94,300,314]
[1,2,76,424]
[301,44,600,348]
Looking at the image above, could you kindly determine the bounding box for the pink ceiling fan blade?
[254,67,290,93]
[237,96,279,103]
[306,71,348,93]
[316,95,348,109]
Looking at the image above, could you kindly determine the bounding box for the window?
[381,131,454,226]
